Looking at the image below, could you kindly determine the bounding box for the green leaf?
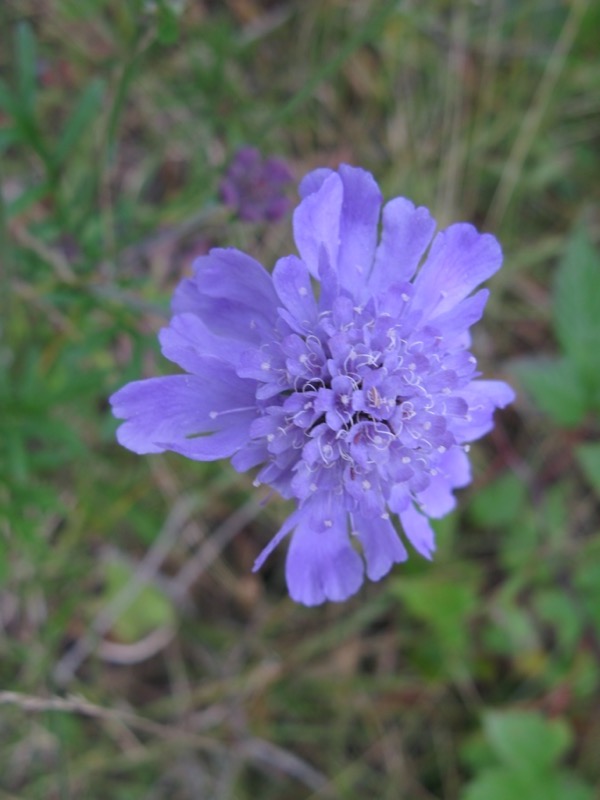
[462,767,539,800]
[468,472,527,528]
[463,767,593,800]
[55,79,105,166]
[103,559,175,643]
[0,77,17,115]
[575,442,600,497]
[554,228,600,399]
[15,22,37,118]
[534,590,582,654]
[155,0,180,44]
[514,357,588,426]
[392,569,478,671]
[484,710,571,774]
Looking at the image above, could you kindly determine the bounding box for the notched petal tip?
[284,503,364,606]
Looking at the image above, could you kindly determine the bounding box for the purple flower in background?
[111,165,514,606]
[219,146,293,222]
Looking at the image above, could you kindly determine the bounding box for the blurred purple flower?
[111,165,514,606]
[219,146,293,223]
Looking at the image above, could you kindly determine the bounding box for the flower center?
[249,295,473,509]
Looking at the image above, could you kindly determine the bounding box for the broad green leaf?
[554,228,600,398]
[514,357,588,426]
[393,570,478,671]
[103,559,175,643]
[484,710,571,774]
[462,767,540,800]
[468,472,527,529]
[463,767,593,800]
[575,443,600,497]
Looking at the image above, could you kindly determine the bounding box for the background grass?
[2,0,600,798]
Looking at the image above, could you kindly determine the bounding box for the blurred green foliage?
[1,1,600,798]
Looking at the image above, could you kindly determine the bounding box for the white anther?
[209,411,218,420]
[299,286,308,296]
[261,361,270,371]
[381,512,390,520]
[362,480,372,490]
[437,445,447,453]
[267,434,275,442]
[423,421,431,430]
[309,483,318,492]
[402,456,411,464]
[324,519,333,528]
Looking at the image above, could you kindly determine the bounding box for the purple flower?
[111,165,514,606]
[219,146,293,223]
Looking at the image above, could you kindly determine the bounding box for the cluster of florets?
[111,164,513,606]
[219,146,293,223]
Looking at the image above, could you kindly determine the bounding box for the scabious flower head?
[111,165,514,606]
[219,146,293,223]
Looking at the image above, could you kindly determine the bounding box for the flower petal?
[424,289,489,345]
[162,423,251,461]
[293,172,342,279]
[354,512,408,581]
[399,503,436,559]
[172,248,278,343]
[298,167,334,199]
[159,312,246,373]
[285,497,364,606]
[369,197,436,293]
[335,164,383,298]
[110,366,254,456]
[272,254,318,328]
[413,223,502,318]
[454,380,515,441]
[415,477,457,519]
[252,508,300,572]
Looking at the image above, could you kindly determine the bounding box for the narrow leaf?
[554,228,600,397]
[55,79,105,165]
[16,22,37,118]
